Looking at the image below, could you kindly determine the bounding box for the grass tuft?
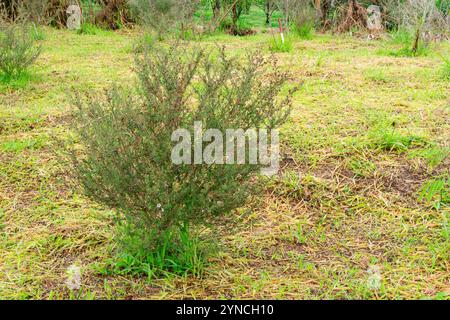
[292,22,314,40]
[439,55,450,80]
[369,125,426,152]
[269,34,293,52]
[98,225,205,279]
[0,71,37,90]
[77,23,104,35]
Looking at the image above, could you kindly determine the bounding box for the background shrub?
[72,41,294,274]
[0,0,72,27]
[94,0,132,30]
[129,0,200,37]
[0,25,41,80]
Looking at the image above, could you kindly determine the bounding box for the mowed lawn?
[0,27,448,299]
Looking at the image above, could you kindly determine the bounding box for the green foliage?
[418,177,449,210]
[435,0,449,13]
[371,129,424,151]
[269,34,292,52]
[0,136,47,153]
[390,28,414,46]
[0,25,41,80]
[388,45,430,57]
[72,41,294,273]
[133,34,156,53]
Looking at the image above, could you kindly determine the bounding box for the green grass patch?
[195,5,283,30]
[387,46,430,57]
[97,225,205,279]
[369,127,426,151]
[0,71,40,91]
[30,25,46,41]
[0,136,47,153]
[77,23,106,36]
[348,157,377,178]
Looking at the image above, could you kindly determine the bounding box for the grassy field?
[0,21,449,299]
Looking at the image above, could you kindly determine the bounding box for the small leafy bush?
[0,25,41,80]
[72,41,294,274]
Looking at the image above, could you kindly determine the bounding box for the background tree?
[210,0,221,20]
[0,0,71,28]
[221,0,253,34]
[255,0,278,26]
[273,0,299,24]
[395,0,448,54]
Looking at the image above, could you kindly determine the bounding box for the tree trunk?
[212,0,220,20]
[412,27,421,54]
[232,2,238,34]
